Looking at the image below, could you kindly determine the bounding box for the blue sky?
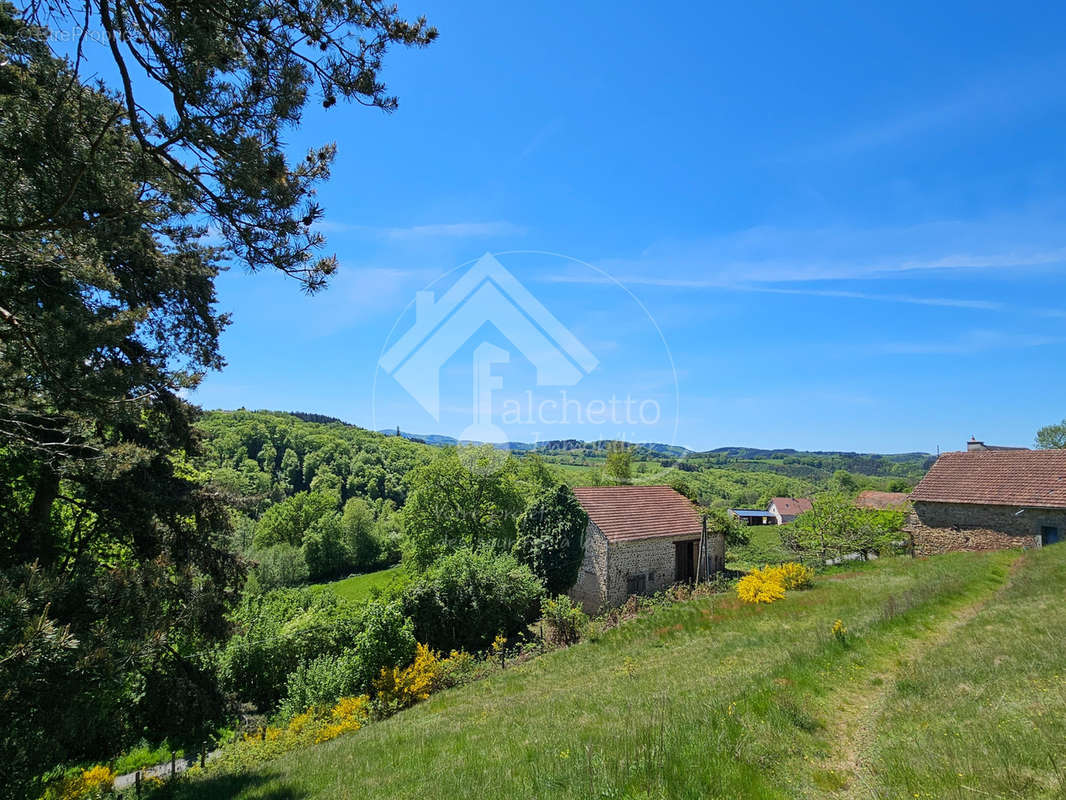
[160,0,1066,453]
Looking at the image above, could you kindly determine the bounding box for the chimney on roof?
[967,436,987,452]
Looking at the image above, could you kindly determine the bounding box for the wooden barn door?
[675,540,697,583]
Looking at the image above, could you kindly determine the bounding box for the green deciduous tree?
[1036,419,1066,450]
[254,490,339,547]
[301,512,348,581]
[402,446,524,569]
[341,496,379,568]
[604,441,633,484]
[792,495,905,562]
[792,493,858,561]
[513,485,588,595]
[830,469,861,495]
[516,452,556,501]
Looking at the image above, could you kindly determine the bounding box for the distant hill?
[375,426,932,482]
[201,410,930,512]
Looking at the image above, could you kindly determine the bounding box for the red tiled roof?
[571,486,702,543]
[855,491,911,510]
[909,450,1066,509]
[770,497,813,516]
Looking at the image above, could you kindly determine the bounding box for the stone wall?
[569,523,728,612]
[907,501,1065,556]
[569,522,608,614]
[604,532,726,608]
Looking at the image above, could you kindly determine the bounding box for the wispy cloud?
[878,330,1064,356]
[312,220,528,240]
[536,273,1025,312]
[299,266,437,336]
[729,287,1006,311]
[793,55,1066,159]
[537,216,1066,294]
[384,221,527,240]
[519,120,563,161]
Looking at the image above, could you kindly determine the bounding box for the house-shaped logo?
[379,252,599,421]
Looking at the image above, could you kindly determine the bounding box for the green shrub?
[513,485,588,595]
[350,600,417,690]
[436,649,481,688]
[540,595,588,646]
[217,588,363,709]
[280,652,365,718]
[278,600,414,716]
[402,549,544,653]
[247,544,310,591]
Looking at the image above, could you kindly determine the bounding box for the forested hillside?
[197,410,431,515]
[199,410,928,522]
[194,411,432,586]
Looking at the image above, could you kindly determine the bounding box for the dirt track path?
[814,553,1025,799]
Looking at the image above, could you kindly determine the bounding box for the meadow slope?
[179,546,1066,800]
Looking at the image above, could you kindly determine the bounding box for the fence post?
[170,752,176,777]
[135,771,141,797]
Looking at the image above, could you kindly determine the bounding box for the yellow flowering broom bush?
[42,764,115,800]
[374,642,442,710]
[737,562,816,604]
[736,570,786,604]
[189,642,464,776]
[211,693,370,771]
[315,694,371,743]
[766,562,815,590]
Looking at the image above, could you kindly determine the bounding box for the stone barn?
[569,486,726,613]
[907,446,1066,556]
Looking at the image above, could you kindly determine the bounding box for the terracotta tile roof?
[770,497,813,516]
[909,450,1066,509]
[855,491,911,510]
[571,485,702,543]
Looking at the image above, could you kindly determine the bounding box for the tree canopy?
[401,446,525,569]
[17,0,436,289]
[1035,419,1066,450]
[0,0,434,790]
[791,494,905,562]
[513,484,588,595]
[604,441,633,484]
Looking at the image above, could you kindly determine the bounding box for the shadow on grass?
[162,770,307,800]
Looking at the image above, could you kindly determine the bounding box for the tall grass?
[169,550,1051,800]
[864,544,1066,799]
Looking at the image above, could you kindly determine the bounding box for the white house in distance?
[568,486,726,613]
[767,496,813,524]
[729,497,812,526]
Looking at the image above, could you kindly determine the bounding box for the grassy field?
[727,524,795,570]
[312,566,406,605]
[178,546,1066,799]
